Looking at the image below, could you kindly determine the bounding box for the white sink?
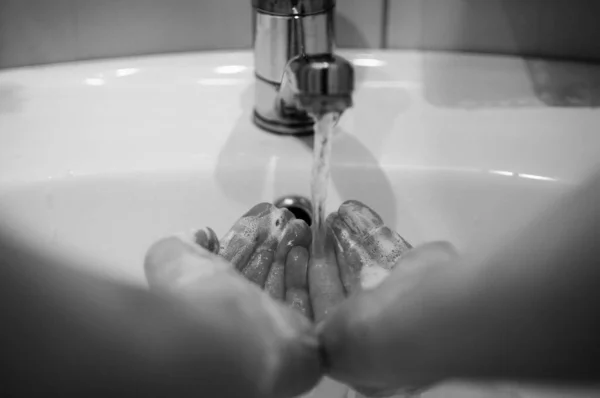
[1,50,600,398]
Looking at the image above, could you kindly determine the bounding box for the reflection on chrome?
[84,77,105,86]
[352,58,386,67]
[197,78,246,86]
[214,65,248,74]
[115,68,139,77]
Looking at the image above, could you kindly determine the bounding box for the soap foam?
[360,265,391,290]
[238,217,259,240]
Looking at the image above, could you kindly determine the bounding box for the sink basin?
[1,50,600,398]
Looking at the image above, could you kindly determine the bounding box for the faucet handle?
[284,54,355,116]
[252,0,335,15]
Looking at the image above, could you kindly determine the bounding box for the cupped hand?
[217,202,313,317]
[209,201,416,396]
[319,240,459,396]
[308,200,413,323]
[143,203,319,398]
[315,201,459,396]
[209,200,443,397]
[144,200,458,397]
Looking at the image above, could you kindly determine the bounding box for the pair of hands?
[144,201,457,398]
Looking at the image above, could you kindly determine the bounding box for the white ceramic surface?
[1,50,600,398]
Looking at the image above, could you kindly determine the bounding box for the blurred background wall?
[1,0,599,69]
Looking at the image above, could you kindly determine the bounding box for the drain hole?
[287,206,312,225]
[274,195,313,226]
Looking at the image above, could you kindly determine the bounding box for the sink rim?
[2,49,600,190]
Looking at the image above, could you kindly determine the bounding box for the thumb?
[318,241,459,394]
[145,236,323,398]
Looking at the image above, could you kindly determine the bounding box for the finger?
[242,250,275,288]
[337,200,384,239]
[328,212,360,294]
[317,285,422,394]
[381,241,459,290]
[285,246,312,317]
[261,206,296,249]
[144,236,232,292]
[338,200,412,270]
[363,226,412,270]
[268,302,323,397]
[241,207,298,283]
[331,214,370,285]
[309,218,346,323]
[286,290,312,319]
[335,201,413,290]
[319,241,459,394]
[317,290,381,390]
[285,246,309,290]
[219,203,294,270]
[396,241,458,270]
[265,261,285,300]
[192,227,220,254]
[275,219,312,264]
[264,220,311,301]
[219,203,271,269]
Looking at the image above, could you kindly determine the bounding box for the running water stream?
[310,112,339,265]
[308,111,353,398]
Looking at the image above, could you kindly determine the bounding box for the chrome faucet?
[252,0,355,135]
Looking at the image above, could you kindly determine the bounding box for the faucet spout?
[278,54,354,119]
[251,0,355,135]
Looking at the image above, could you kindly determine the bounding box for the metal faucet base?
[251,1,354,135]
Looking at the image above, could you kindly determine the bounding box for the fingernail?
[194,227,220,254]
[362,227,412,270]
[275,219,311,264]
[338,200,384,239]
[331,215,369,270]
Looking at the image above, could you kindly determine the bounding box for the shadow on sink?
[295,128,399,229]
[213,85,401,229]
[419,0,600,109]
[422,52,600,109]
